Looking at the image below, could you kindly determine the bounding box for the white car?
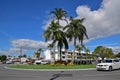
[96,59,120,71]
[6,60,13,64]
[34,60,51,65]
[41,61,51,64]
[34,60,41,64]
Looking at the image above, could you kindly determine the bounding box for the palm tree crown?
[50,8,68,23]
[64,17,88,47]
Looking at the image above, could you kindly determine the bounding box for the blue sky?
[0,0,120,57]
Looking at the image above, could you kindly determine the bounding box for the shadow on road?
[49,71,72,80]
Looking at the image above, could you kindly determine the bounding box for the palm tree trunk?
[72,38,76,63]
[59,47,62,62]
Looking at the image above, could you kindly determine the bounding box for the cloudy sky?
[0,0,120,57]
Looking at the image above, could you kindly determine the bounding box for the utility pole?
[20,47,22,63]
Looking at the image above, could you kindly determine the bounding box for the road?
[0,64,120,80]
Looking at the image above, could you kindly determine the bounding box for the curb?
[4,66,96,71]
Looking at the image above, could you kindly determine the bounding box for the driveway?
[0,64,120,80]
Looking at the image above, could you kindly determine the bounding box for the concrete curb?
[5,66,96,71]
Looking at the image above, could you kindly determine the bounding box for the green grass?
[9,64,96,69]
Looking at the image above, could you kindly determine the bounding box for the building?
[43,49,92,62]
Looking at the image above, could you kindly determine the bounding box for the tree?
[75,45,84,59]
[93,46,114,60]
[43,8,68,62]
[52,30,69,61]
[64,17,88,46]
[23,54,27,58]
[50,8,68,23]
[0,55,7,61]
[34,48,42,59]
[47,43,54,50]
[43,21,68,61]
[116,52,120,58]
[47,43,55,60]
[64,17,88,61]
[43,20,62,42]
[75,45,85,51]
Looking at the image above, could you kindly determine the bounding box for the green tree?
[64,17,88,61]
[116,52,120,58]
[0,55,7,61]
[93,46,114,60]
[43,20,62,42]
[34,48,42,59]
[47,43,54,50]
[43,8,68,62]
[43,21,68,61]
[64,17,88,48]
[47,43,55,60]
[75,45,85,51]
[50,8,68,23]
[75,45,84,59]
[84,47,90,59]
[23,54,27,58]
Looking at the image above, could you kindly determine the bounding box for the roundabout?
[1,64,120,80]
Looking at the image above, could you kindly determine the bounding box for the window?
[114,59,119,62]
[62,56,65,58]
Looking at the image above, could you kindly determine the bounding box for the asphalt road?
[0,64,120,80]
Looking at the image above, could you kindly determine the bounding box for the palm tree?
[50,8,68,23]
[75,45,87,59]
[47,43,54,50]
[43,20,68,62]
[64,17,88,61]
[52,30,68,61]
[47,43,55,60]
[43,8,68,62]
[43,20,61,42]
[34,48,42,59]
[64,17,88,46]
[84,48,90,59]
[75,45,84,52]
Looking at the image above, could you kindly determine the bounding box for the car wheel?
[109,66,112,71]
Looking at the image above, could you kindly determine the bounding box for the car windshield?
[103,60,113,63]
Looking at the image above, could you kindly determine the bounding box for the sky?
[0,0,120,57]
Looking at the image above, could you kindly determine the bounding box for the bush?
[49,60,68,66]
[54,60,68,65]
[67,62,75,66]
[50,63,55,66]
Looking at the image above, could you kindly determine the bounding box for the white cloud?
[42,0,120,46]
[108,46,120,54]
[76,0,120,40]
[11,39,48,50]
[0,48,27,55]
[0,39,50,55]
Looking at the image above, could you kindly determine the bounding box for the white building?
[44,50,59,61]
[43,49,91,61]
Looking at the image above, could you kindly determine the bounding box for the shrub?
[50,63,55,66]
[67,62,75,66]
[49,61,68,66]
[54,60,68,65]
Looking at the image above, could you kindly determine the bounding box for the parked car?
[96,59,120,71]
[41,60,51,64]
[34,60,51,65]
[34,60,41,65]
[6,60,13,64]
